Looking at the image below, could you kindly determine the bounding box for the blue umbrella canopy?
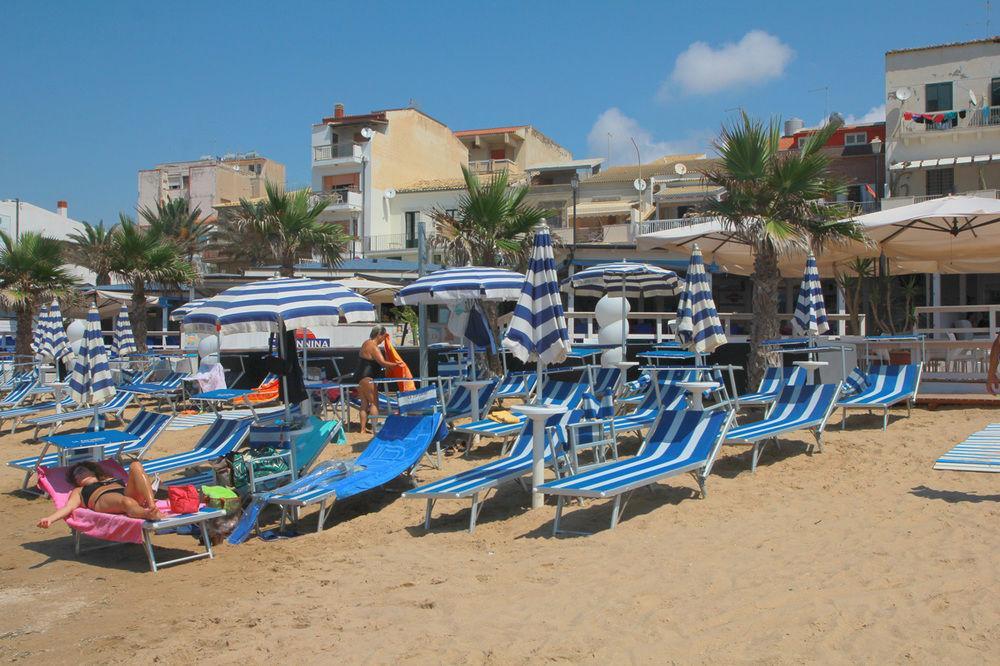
[792,253,830,337]
[564,260,681,298]
[675,245,727,355]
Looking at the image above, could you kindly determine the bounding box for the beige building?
[885,37,1000,205]
[137,153,285,221]
[454,125,573,175]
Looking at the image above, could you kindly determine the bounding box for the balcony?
[901,106,1000,135]
[363,232,420,254]
[635,216,711,236]
[310,187,363,215]
[313,142,364,164]
[882,188,1000,210]
[468,158,517,174]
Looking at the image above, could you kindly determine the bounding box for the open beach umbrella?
[68,305,116,431]
[113,305,137,357]
[183,277,376,435]
[792,253,830,338]
[501,224,571,508]
[170,299,206,323]
[395,265,525,398]
[675,244,727,358]
[564,260,681,361]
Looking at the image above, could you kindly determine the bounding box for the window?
[992,78,1000,107]
[405,211,418,248]
[444,208,458,219]
[796,136,808,148]
[925,82,953,112]
[926,168,955,196]
[844,132,868,146]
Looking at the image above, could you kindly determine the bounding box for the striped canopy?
[170,299,206,322]
[675,244,727,354]
[113,305,138,357]
[69,305,116,406]
[792,253,830,337]
[564,261,681,298]
[502,224,571,365]
[182,278,376,335]
[394,266,525,305]
[36,300,69,360]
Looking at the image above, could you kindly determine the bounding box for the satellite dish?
[674,163,688,175]
[894,88,912,102]
[969,89,979,106]
[232,165,240,171]
[384,188,396,199]
[360,127,374,139]
[633,178,647,192]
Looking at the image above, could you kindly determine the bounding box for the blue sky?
[0,0,988,224]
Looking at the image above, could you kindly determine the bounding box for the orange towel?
[235,379,280,405]
[383,338,415,392]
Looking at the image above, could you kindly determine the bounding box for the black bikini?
[81,480,125,509]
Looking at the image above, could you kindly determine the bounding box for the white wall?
[0,200,94,282]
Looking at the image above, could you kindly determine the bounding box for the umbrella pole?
[536,356,544,404]
[278,326,292,436]
[620,281,627,362]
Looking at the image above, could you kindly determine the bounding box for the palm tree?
[225,182,348,276]
[430,166,552,269]
[109,215,198,352]
[66,221,118,286]
[0,232,77,358]
[701,113,865,385]
[139,197,211,261]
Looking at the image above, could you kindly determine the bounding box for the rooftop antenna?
[809,86,830,124]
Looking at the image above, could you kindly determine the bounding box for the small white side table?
[793,360,829,385]
[458,379,494,421]
[511,403,568,509]
[677,381,720,410]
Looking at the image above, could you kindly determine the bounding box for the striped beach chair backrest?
[866,364,920,399]
[641,409,729,462]
[588,367,621,400]
[397,386,441,415]
[125,410,171,449]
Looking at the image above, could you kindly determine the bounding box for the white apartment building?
[885,37,1000,206]
[138,153,285,220]
[0,199,92,281]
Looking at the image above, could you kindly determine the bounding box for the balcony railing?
[313,142,363,162]
[468,158,517,174]
[364,233,419,253]
[309,187,362,209]
[636,216,711,236]
[901,106,1000,134]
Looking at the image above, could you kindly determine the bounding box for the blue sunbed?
[836,363,921,430]
[738,366,806,406]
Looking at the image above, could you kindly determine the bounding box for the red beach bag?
[167,485,199,515]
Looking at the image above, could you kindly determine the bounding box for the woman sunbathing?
[37,460,163,528]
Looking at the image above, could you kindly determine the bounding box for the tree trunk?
[131,279,149,353]
[96,271,110,286]
[15,306,35,361]
[749,245,781,388]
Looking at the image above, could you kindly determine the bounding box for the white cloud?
[665,30,794,97]
[844,104,886,124]
[587,107,709,165]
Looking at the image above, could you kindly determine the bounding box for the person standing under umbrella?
[352,326,402,433]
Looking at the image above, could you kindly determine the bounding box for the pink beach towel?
[37,461,172,545]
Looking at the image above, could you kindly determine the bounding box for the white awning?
[891,154,997,170]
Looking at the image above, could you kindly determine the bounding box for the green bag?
[201,485,241,512]
[229,447,290,491]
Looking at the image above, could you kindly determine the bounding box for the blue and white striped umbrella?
[170,299,206,322]
[675,244,727,355]
[32,304,47,356]
[564,260,681,298]
[394,266,525,305]
[43,299,69,360]
[502,224,571,366]
[183,278,376,335]
[69,305,116,407]
[113,305,137,357]
[792,253,830,337]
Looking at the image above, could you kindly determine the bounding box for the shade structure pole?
[278,324,292,429]
[417,220,429,382]
[535,356,543,404]
[620,280,627,360]
[532,356,545,509]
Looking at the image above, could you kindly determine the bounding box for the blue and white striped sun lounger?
[836,363,921,431]
[611,384,687,434]
[453,380,589,440]
[8,410,172,491]
[725,383,841,472]
[934,424,1000,472]
[118,371,186,394]
[0,379,38,408]
[542,408,734,534]
[265,414,446,531]
[0,395,76,433]
[494,371,537,400]
[141,417,252,478]
[405,409,578,532]
[441,378,499,422]
[26,391,134,438]
[738,366,806,406]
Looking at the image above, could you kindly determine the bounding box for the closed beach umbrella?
[792,253,830,337]
[113,305,137,357]
[675,244,727,357]
[32,304,47,357]
[501,224,571,508]
[69,305,116,430]
[44,299,69,361]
